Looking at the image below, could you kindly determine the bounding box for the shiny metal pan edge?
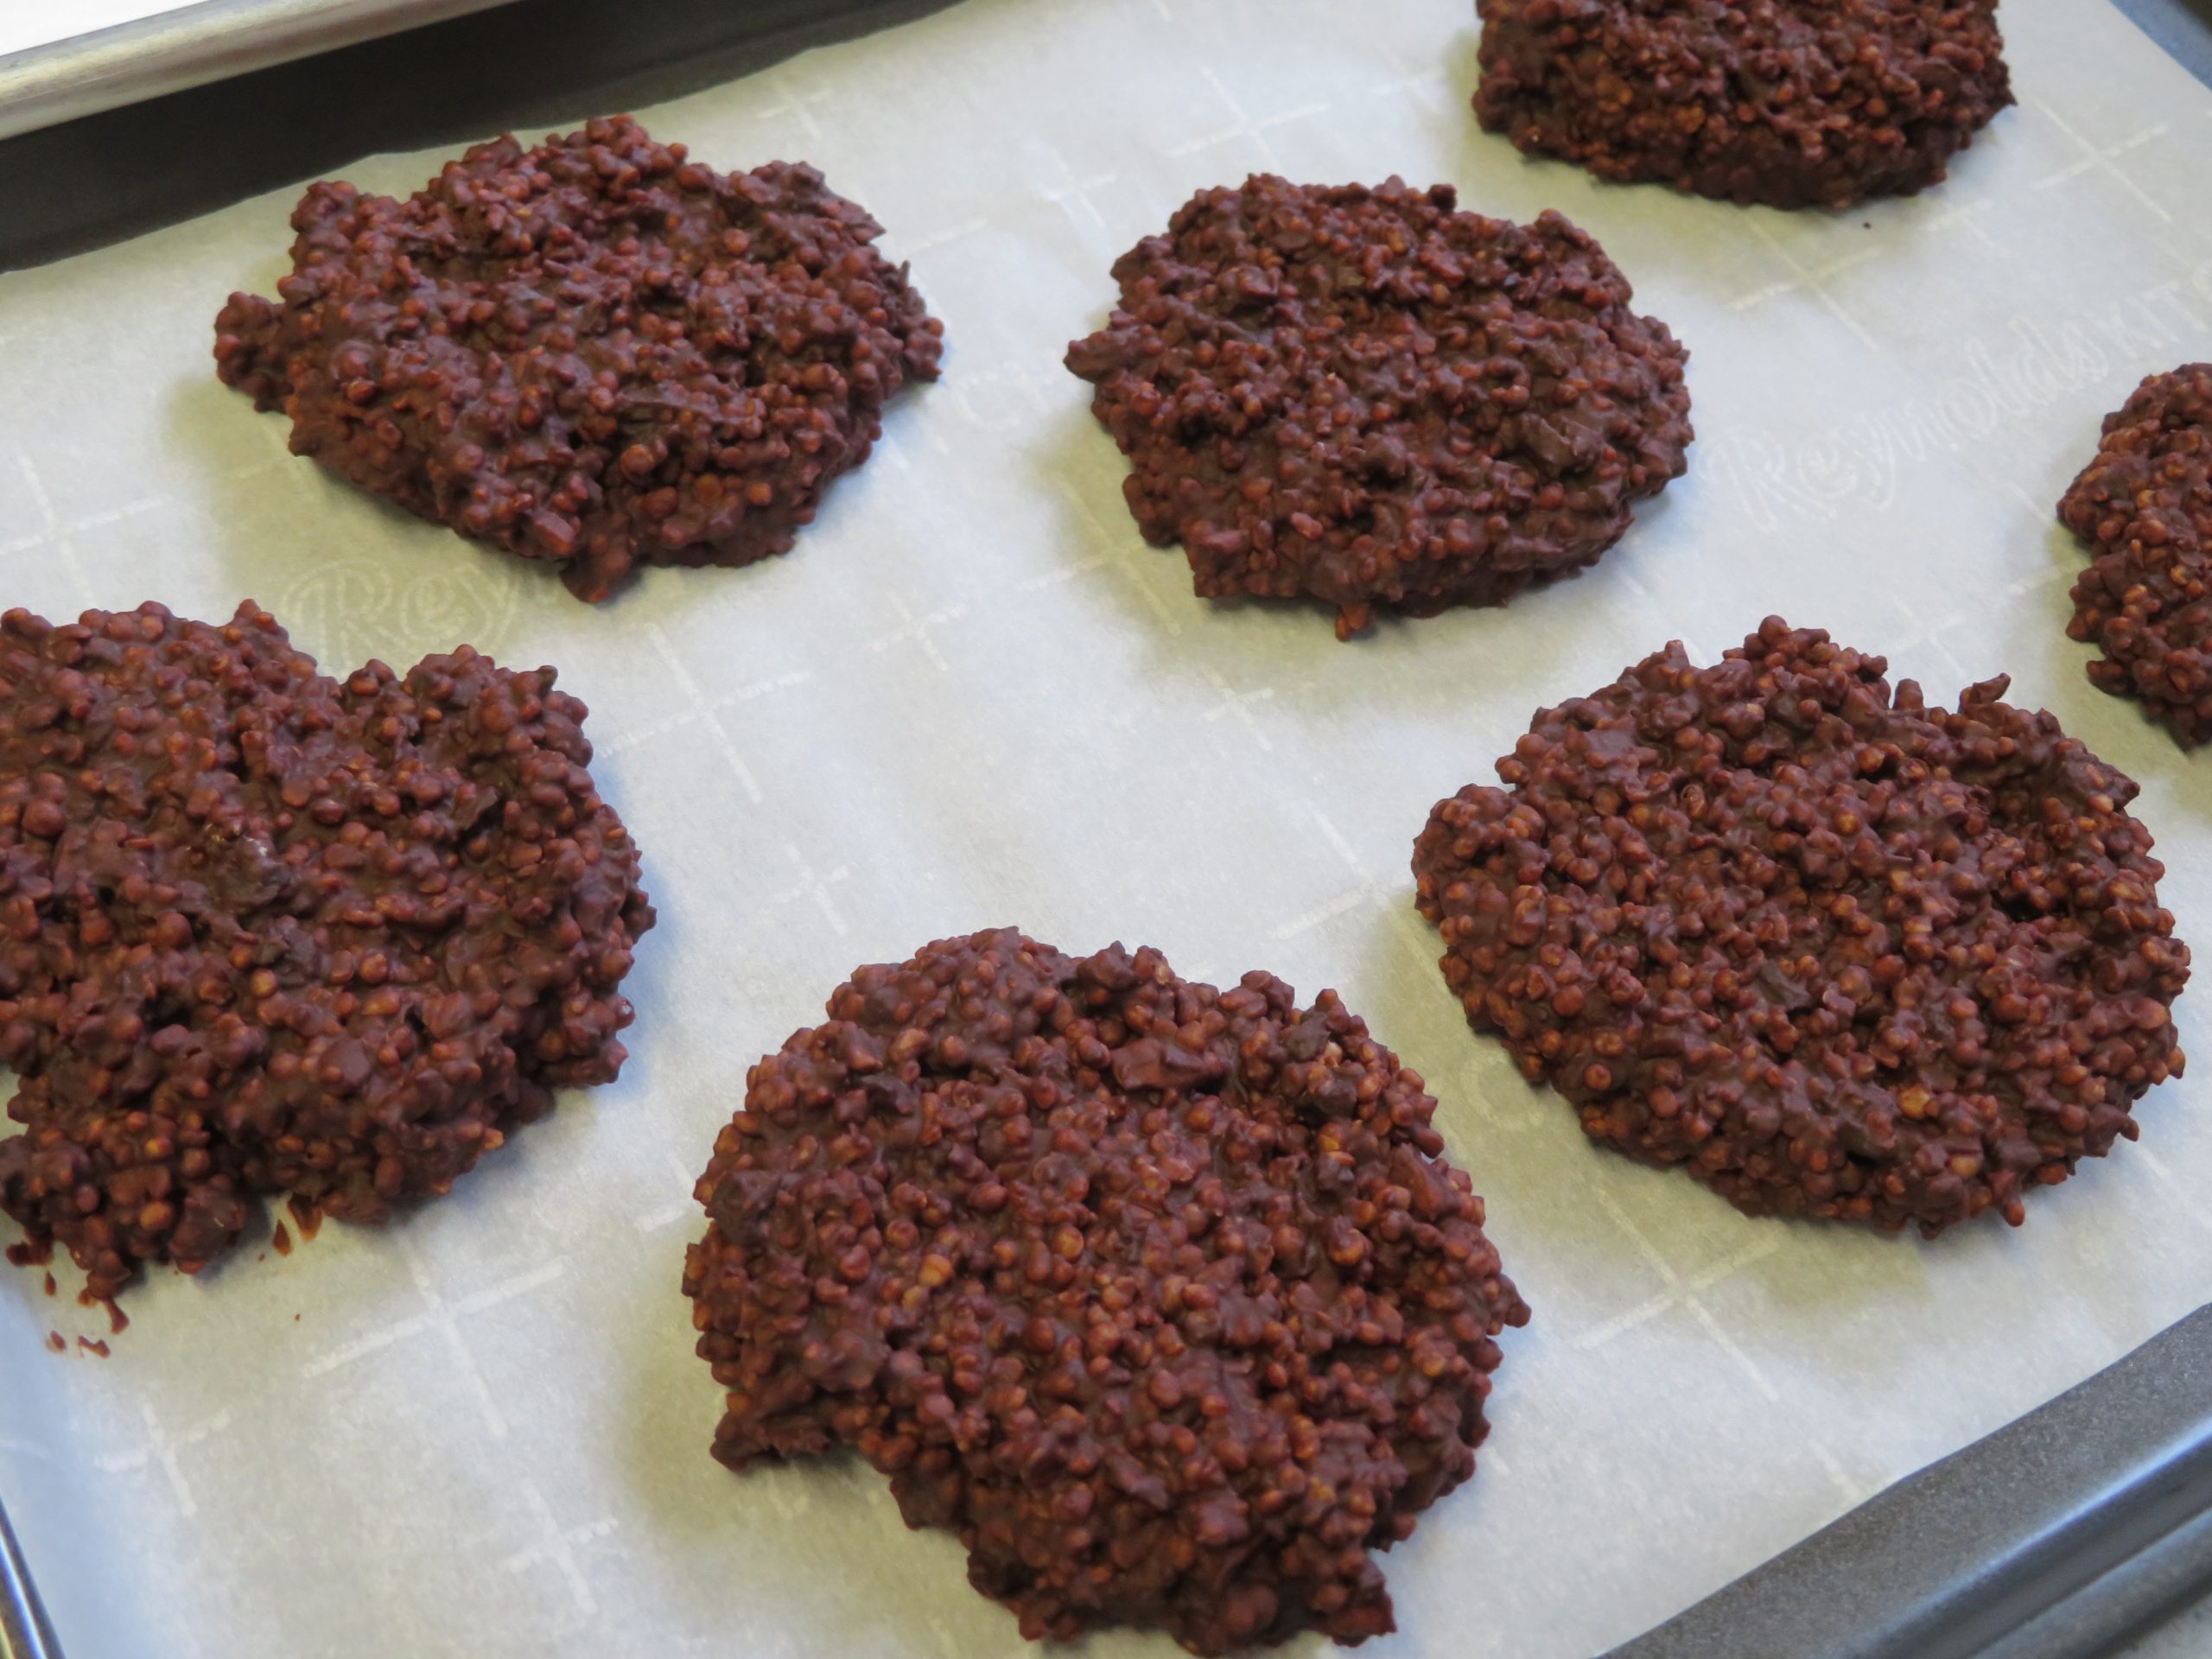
[0,0,520,143]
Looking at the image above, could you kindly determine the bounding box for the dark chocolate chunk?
[1412,620,2188,1235]
[216,115,942,602]
[1065,175,1691,639]
[0,602,653,1301]
[684,927,1527,1653]
[1474,0,2013,210]
[2059,365,2212,745]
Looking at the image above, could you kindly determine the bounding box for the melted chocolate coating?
[216,116,942,602]
[685,928,1527,1653]
[1413,620,2188,1235]
[2059,365,2212,745]
[1065,175,1691,639]
[1474,0,2012,211]
[0,603,653,1300]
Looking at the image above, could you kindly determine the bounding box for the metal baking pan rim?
[0,0,522,143]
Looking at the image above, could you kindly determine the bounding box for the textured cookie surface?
[1474,0,2013,210]
[216,115,942,601]
[0,602,654,1300]
[1412,620,2187,1235]
[684,928,1527,1653]
[2059,365,2212,745]
[1065,175,1691,639]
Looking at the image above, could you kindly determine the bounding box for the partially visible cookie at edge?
[1412,619,2188,1235]
[1473,0,2013,210]
[1065,175,1691,639]
[0,601,655,1303]
[216,115,943,603]
[684,926,1527,1654]
[2058,364,2212,744]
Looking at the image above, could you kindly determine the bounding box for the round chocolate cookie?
[2059,365,2212,745]
[215,115,943,603]
[1474,0,2013,210]
[0,603,654,1300]
[1065,175,1691,639]
[1412,620,2188,1235]
[683,927,1526,1653]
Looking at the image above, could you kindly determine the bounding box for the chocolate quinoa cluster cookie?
[1065,175,1691,639]
[215,116,942,602]
[684,927,1527,1654]
[1412,620,2188,1235]
[2058,365,2212,745]
[1473,0,2013,210]
[0,603,653,1301]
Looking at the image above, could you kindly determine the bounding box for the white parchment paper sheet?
[3,1,2212,1654]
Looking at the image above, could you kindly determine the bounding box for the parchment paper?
[3,2,2212,1655]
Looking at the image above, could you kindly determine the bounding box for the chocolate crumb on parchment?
[216,115,942,602]
[1473,0,2013,211]
[684,927,1527,1654]
[2059,365,2212,745]
[0,602,654,1304]
[1065,175,1691,639]
[1413,620,2188,1235]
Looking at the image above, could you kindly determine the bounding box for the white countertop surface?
[0,0,195,59]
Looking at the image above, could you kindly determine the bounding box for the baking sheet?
[2118,0,2212,87]
[3,0,2211,1655]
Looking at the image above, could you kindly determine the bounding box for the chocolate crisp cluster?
[1066,175,1692,638]
[0,604,653,1300]
[1474,0,2013,209]
[2060,365,2212,744]
[685,928,1527,1655]
[216,116,942,601]
[1414,620,2189,1235]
